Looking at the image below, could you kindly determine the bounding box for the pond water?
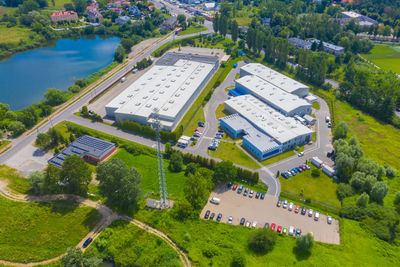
[0,36,120,110]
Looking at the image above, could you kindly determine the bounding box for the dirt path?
[0,180,190,267]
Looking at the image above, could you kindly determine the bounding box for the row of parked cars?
[281,163,310,179]
[239,218,302,236]
[229,182,265,199]
[204,210,223,221]
[276,199,333,224]
[208,139,220,151]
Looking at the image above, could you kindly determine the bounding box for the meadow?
[361,44,400,74]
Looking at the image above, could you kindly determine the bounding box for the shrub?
[231,253,246,267]
[385,164,397,178]
[336,183,353,201]
[296,233,314,253]
[169,152,183,172]
[311,168,321,177]
[248,228,276,254]
[394,191,400,205]
[356,192,369,207]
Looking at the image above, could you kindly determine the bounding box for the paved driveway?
[201,184,340,244]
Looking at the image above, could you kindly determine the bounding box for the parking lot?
[201,183,340,244]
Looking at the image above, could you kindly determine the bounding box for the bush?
[311,168,321,177]
[394,191,400,205]
[231,253,246,267]
[336,183,354,201]
[169,152,183,172]
[356,192,369,207]
[8,121,26,137]
[248,228,276,254]
[296,233,314,253]
[385,164,397,178]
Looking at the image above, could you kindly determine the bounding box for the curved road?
[0,180,190,267]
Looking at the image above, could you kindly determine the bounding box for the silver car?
[283,200,288,209]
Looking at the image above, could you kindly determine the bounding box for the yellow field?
[0,26,31,44]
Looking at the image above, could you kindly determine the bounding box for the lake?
[0,36,120,110]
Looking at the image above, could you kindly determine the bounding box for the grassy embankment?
[361,44,400,75]
[178,23,208,36]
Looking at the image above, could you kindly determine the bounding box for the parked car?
[281,172,288,179]
[245,221,251,227]
[277,198,282,207]
[237,185,243,194]
[210,197,220,205]
[232,183,238,191]
[83,237,93,248]
[327,215,333,224]
[249,190,254,198]
[264,222,270,228]
[314,211,320,221]
[298,152,304,157]
[198,121,205,127]
[328,122,332,128]
[296,167,303,173]
[215,134,222,139]
[210,213,215,220]
[283,200,288,209]
[289,226,295,236]
[240,217,245,225]
[228,216,233,224]
[252,221,257,228]
[288,202,294,211]
[216,213,222,222]
[270,223,276,230]
[260,193,265,200]
[204,210,210,219]
[301,206,307,215]
[294,205,300,213]
[296,228,302,236]
[283,227,288,235]
[243,188,248,197]
[277,226,282,233]
[308,209,313,217]
[227,182,233,189]
[255,192,260,199]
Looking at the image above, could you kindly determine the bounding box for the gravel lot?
[201,183,340,244]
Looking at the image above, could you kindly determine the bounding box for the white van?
[210,197,220,205]
[121,77,126,83]
[289,226,295,236]
[325,116,330,123]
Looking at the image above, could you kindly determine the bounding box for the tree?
[64,3,74,10]
[336,183,353,201]
[19,0,39,14]
[184,168,212,210]
[29,171,46,195]
[185,162,198,176]
[48,127,64,148]
[384,164,397,178]
[60,155,91,196]
[394,191,400,205]
[238,39,245,50]
[357,192,369,207]
[177,14,186,26]
[61,247,102,267]
[164,142,172,159]
[248,228,276,254]
[350,171,365,191]
[72,0,87,13]
[335,153,354,182]
[45,164,61,193]
[231,20,239,42]
[212,13,219,33]
[35,133,51,149]
[213,160,237,183]
[172,198,193,220]
[370,181,389,202]
[169,152,183,172]
[333,121,349,140]
[44,88,66,106]
[231,253,246,267]
[114,45,125,62]
[296,233,314,253]
[8,121,26,137]
[96,158,141,210]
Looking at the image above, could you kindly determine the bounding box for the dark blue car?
[83,237,93,248]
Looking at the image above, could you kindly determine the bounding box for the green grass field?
[0,7,17,16]
[207,141,260,169]
[86,220,181,266]
[0,25,32,44]
[280,166,341,209]
[182,106,205,136]
[0,140,10,151]
[261,149,297,166]
[0,165,31,194]
[178,24,208,36]
[233,16,252,26]
[361,44,400,74]
[0,196,101,263]
[135,207,400,267]
[112,149,186,200]
[312,101,320,110]
[46,0,73,10]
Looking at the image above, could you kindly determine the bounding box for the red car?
[232,183,238,191]
[294,205,300,213]
[300,165,307,170]
[270,223,276,230]
[277,226,282,233]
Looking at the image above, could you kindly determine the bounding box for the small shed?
[221,54,231,63]
[305,95,318,103]
[303,114,316,125]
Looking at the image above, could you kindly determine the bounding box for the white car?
[308,209,313,217]
[245,221,251,227]
[288,202,294,211]
[252,221,257,228]
[314,211,320,221]
[249,190,254,198]
[228,216,233,224]
[327,215,333,224]
[288,226,295,236]
[283,200,288,209]
[298,152,304,157]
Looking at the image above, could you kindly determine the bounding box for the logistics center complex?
[221,63,314,161]
[105,53,219,131]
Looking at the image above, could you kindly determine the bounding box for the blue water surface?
[0,36,120,110]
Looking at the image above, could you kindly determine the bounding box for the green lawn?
[215,103,229,119]
[46,0,73,10]
[86,220,181,266]
[182,106,205,136]
[112,149,186,200]
[280,165,341,209]
[178,24,208,36]
[0,140,10,151]
[312,101,320,110]
[0,25,32,44]
[0,196,101,263]
[361,44,400,74]
[261,149,296,166]
[208,141,260,169]
[0,165,31,194]
[135,208,400,267]
[233,16,252,26]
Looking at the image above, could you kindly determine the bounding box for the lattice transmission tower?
[151,108,169,209]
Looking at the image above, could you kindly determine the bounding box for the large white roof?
[235,75,311,114]
[106,59,214,122]
[225,95,313,144]
[240,63,309,94]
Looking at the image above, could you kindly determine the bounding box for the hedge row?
[118,120,182,143]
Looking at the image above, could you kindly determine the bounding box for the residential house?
[288,37,312,50]
[88,9,103,23]
[128,5,141,17]
[50,11,78,23]
[161,16,177,31]
[115,15,130,25]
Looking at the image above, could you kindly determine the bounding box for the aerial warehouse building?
[105,53,219,131]
[223,95,313,152]
[234,75,312,117]
[240,63,310,98]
